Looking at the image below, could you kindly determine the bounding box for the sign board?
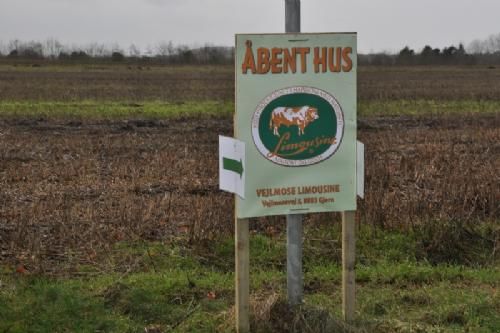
[235,33,357,218]
[219,136,246,199]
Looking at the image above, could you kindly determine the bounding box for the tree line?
[361,44,500,66]
[1,33,500,66]
[0,39,233,65]
[360,44,476,66]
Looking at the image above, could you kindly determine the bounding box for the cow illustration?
[269,106,319,136]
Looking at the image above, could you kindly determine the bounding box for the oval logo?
[252,86,344,166]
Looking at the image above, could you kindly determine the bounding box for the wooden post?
[285,0,303,307]
[235,218,250,333]
[342,211,356,322]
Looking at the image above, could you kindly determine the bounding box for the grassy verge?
[0,101,234,120]
[1,226,498,332]
[0,99,498,120]
[358,99,500,117]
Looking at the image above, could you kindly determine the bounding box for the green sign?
[235,33,357,218]
[252,87,344,166]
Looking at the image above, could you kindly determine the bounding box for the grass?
[0,99,498,120]
[358,99,500,116]
[1,225,498,333]
[0,100,234,119]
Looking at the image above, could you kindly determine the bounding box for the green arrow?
[223,157,244,178]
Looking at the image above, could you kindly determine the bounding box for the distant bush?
[58,51,70,60]
[70,51,90,61]
[111,51,125,62]
[6,46,43,60]
[396,46,416,65]
[7,49,18,58]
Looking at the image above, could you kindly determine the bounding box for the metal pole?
[287,213,302,305]
[285,0,301,33]
[285,0,303,306]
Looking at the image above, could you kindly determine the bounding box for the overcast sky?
[0,0,499,53]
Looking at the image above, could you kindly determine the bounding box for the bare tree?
[8,39,21,53]
[487,34,500,53]
[156,41,174,57]
[85,42,110,58]
[0,41,6,56]
[468,39,485,54]
[43,38,63,58]
[467,33,500,54]
[129,44,141,57]
[144,44,154,57]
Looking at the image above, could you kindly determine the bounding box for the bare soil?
[2,64,500,101]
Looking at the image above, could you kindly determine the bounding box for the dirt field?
[0,62,499,332]
[1,63,499,272]
[1,112,498,273]
[1,63,500,101]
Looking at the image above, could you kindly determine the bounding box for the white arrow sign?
[219,136,245,199]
